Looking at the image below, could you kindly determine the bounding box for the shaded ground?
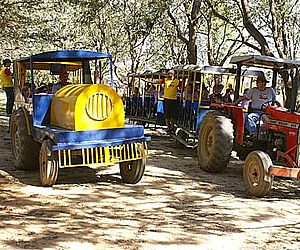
[0,92,300,249]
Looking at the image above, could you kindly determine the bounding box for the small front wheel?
[39,139,59,187]
[120,159,146,184]
[243,151,273,197]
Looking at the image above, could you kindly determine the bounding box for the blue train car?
[11,50,150,186]
[126,64,261,149]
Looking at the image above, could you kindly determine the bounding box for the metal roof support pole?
[30,56,35,102]
[234,65,242,101]
[109,58,114,88]
[290,67,299,113]
[82,60,85,84]
[272,70,278,89]
[99,60,102,84]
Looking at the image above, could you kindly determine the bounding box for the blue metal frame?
[33,124,150,151]
[19,50,112,62]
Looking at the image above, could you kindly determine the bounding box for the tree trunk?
[187,19,197,64]
[240,0,273,56]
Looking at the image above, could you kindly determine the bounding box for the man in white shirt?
[235,74,276,135]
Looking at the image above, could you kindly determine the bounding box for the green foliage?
[0,0,299,80]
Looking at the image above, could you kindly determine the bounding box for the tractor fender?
[222,105,245,144]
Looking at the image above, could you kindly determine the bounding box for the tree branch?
[167,9,189,45]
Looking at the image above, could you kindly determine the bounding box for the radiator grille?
[85,93,113,121]
[57,142,148,168]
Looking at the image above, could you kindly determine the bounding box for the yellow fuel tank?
[50,84,124,131]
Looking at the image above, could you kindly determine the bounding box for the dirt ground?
[0,94,300,249]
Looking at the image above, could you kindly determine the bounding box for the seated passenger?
[144,85,152,117]
[201,84,209,101]
[52,69,69,94]
[223,84,234,103]
[209,84,224,103]
[35,83,48,93]
[234,74,276,136]
[146,85,158,117]
[151,86,158,117]
[131,86,141,116]
[21,85,31,103]
[183,84,192,109]
[47,83,53,93]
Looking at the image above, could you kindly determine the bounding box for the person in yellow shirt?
[158,70,180,134]
[0,59,14,115]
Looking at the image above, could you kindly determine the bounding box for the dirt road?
[0,107,299,249]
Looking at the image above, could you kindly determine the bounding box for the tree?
[164,0,202,64]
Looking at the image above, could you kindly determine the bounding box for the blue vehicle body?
[126,65,262,148]
[11,50,150,186]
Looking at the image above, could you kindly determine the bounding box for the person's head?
[3,58,11,67]
[47,83,53,93]
[59,69,69,85]
[21,85,30,97]
[167,70,175,80]
[218,84,224,92]
[186,84,192,91]
[213,84,223,94]
[256,74,267,90]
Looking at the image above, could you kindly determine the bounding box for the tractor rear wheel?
[10,109,40,170]
[120,158,146,184]
[197,111,234,173]
[39,139,59,187]
[243,151,273,197]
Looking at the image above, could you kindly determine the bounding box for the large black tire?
[10,109,40,170]
[120,158,146,184]
[243,151,273,197]
[197,111,234,173]
[39,139,59,187]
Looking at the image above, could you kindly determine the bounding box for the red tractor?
[197,55,300,197]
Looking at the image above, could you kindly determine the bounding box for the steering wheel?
[261,100,281,110]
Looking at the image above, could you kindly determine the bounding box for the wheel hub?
[206,133,214,154]
[249,163,260,186]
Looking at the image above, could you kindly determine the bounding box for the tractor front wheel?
[243,150,273,197]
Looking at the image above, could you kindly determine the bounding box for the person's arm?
[158,78,165,85]
[235,88,253,105]
[143,78,164,85]
[271,87,276,101]
[234,95,247,106]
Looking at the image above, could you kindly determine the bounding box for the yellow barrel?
[50,84,124,131]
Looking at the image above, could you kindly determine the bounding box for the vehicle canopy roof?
[14,50,114,87]
[17,50,112,62]
[129,65,262,81]
[230,54,300,69]
[15,50,112,71]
